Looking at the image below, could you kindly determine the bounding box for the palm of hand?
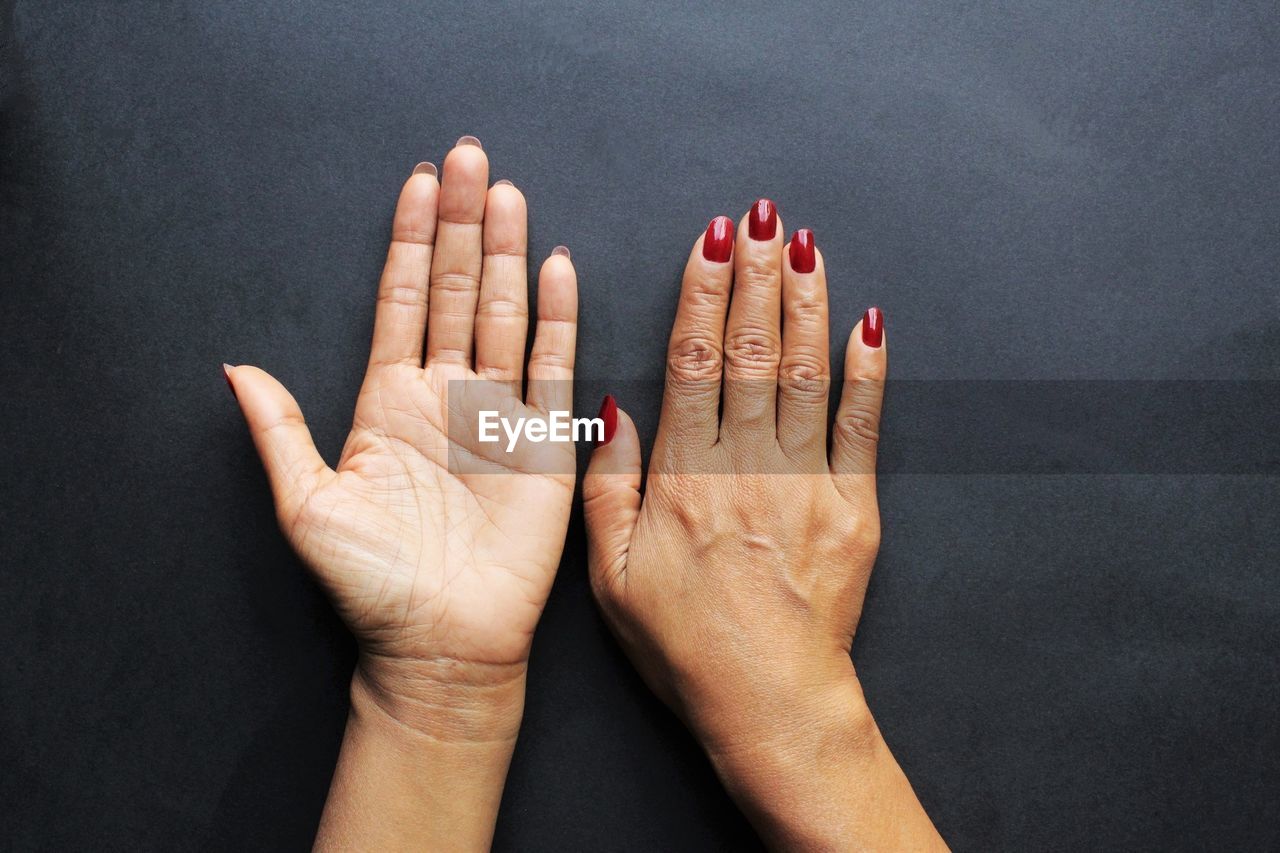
[293,363,575,667]
[229,143,578,674]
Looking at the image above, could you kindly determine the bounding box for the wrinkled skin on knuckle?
[667,334,723,383]
[786,287,826,319]
[836,405,881,446]
[723,329,781,378]
[778,351,830,399]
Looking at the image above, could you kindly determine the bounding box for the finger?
[720,199,783,441]
[777,229,831,464]
[224,364,332,525]
[583,399,641,597]
[525,249,578,414]
[830,307,886,506]
[654,216,735,460]
[367,162,439,369]
[475,180,529,392]
[426,137,489,368]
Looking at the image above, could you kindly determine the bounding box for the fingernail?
[222,363,237,397]
[862,307,884,348]
[789,229,815,273]
[494,178,513,187]
[748,199,777,241]
[412,161,437,177]
[456,135,482,148]
[596,394,618,447]
[702,215,734,262]
[552,245,571,259]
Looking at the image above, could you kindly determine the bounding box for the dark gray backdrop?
[2,1,1278,850]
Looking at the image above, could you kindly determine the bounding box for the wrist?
[353,651,527,747]
[682,650,873,760]
[695,657,880,778]
[316,658,525,852]
[689,658,946,851]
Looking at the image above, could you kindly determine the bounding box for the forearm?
[696,665,946,852]
[314,659,525,852]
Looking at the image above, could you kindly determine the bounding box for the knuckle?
[724,328,780,374]
[474,297,528,320]
[431,271,480,293]
[738,261,780,290]
[682,276,729,306]
[778,351,830,398]
[667,334,723,382]
[788,291,826,317]
[849,518,882,554]
[528,350,572,372]
[390,226,435,245]
[784,284,827,321]
[836,406,881,445]
[376,283,425,309]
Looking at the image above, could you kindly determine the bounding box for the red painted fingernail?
[748,199,777,241]
[862,308,884,348]
[703,216,734,262]
[789,229,815,273]
[596,394,618,447]
[222,363,237,397]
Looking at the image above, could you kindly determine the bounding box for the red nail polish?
[703,216,734,263]
[789,229,815,273]
[222,363,237,397]
[597,394,618,447]
[862,308,884,348]
[748,199,777,241]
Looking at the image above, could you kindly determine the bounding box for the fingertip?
[596,393,619,448]
[844,315,888,399]
[486,179,526,211]
[438,145,490,226]
[442,140,489,180]
[743,198,782,244]
[540,248,575,273]
[612,406,640,454]
[393,165,441,241]
[860,307,885,350]
[588,400,641,471]
[701,215,735,264]
[482,182,527,255]
[538,250,578,313]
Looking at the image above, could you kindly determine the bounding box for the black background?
[3,1,1279,850]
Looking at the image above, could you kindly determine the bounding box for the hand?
[226,139,577,849]
[584,202,944,850]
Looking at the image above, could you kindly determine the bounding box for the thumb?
[224,364,331,525]
[583,395,642,595]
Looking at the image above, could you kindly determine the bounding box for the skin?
[226,140,577,851]
[583,210,948,850]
